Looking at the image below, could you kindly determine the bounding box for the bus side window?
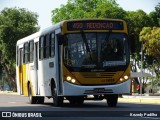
[29,40,34,62]
[45,34,50,59]
[39,36,44,60]
[50,33,55,57]
[23,42,29,64]
[18,49,21,66]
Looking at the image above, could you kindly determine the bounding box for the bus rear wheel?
[36,97,45,104]
[105,94,118,107]
[28,84,44,104]
[52,87,63,107]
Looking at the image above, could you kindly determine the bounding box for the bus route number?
[73,23,83,29]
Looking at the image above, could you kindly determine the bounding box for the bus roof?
[16,18,126,46]
[16,22,62,46]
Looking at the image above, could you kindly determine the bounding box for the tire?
[28,84,44,104]
[28,84,37,104]
[36,97,45,104]
[52,87,63,107]
[105,94,118,107]
[77,98,84,105]
[67,96,84,105]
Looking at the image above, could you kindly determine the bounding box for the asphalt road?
[0,94,160,120]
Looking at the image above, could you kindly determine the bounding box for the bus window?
[45,34,50,58]
[50,33,55,57]
[39,36,44,60]
[29,40,34,62]
[16,46,19,65]
[17,48,21,66]
[23,42,29,64]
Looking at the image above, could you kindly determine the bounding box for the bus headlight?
[120,78,124,82]
[71,79,76,83]
[66,76,71,81]
[119,75,129,82]
[124,75,129,80]
[66,76,77,84]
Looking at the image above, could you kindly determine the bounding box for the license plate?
[94,88,105,93]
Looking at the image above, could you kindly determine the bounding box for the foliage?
[155,3,160,18]
[139,3,160,84]
[140,27,160,57]
[126,10,154,60]
[139,27,160,78]
[149,3,160,27]
[0,7,39,91]
[52,0,127,24]
[149,11,160,27]
[51,1,153,59]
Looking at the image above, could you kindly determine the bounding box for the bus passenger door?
[55,32,63,95]
[34,42,39,95]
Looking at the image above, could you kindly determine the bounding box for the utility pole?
[140,43,143,96]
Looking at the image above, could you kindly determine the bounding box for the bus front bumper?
[63,80,131,96]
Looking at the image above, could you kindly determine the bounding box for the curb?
[118,98,160,104]
[0,91,18,95]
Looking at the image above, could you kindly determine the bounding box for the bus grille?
[81,72,116,78]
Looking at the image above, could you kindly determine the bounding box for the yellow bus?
[16,18,130,107]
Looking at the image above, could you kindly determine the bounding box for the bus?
[16,18,130,107]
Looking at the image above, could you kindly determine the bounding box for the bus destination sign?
[67,20,124,31]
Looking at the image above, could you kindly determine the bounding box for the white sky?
[0,0,159,29]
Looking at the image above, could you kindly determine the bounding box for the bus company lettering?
[72,22,114,29]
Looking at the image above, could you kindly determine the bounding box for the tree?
[155,3,160,17]
[51,1,154,56]
[139,27,160,78]
[149,11,159,27]
[51,0,127,24]
[140,27,160,58]
[0,7,39,91]
[149,3,160,27]
[126,10,154,57]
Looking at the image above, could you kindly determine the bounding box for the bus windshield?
[63,32,129,71]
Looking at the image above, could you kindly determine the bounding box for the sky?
[0,0,159,29]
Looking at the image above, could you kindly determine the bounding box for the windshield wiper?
[80,31,92,61]
[105,30,112,42]
[81,31,90,52]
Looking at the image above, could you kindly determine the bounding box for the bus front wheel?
[105,94,118,107]
[52,87,63,107]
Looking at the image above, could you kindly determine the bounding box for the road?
[0,94,160,120]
